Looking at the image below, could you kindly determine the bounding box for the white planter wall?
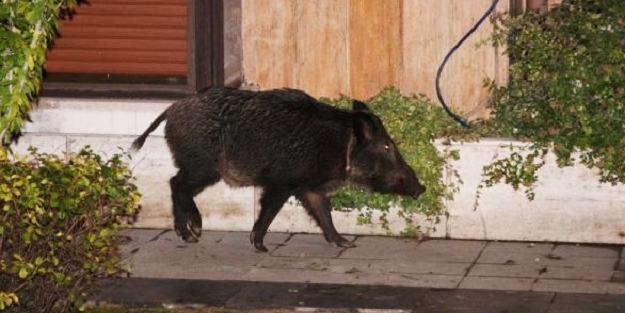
[13,98,625,244]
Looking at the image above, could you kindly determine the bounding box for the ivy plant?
[326,87,478,236]
[0,0,76,151]
[483,0,625,195]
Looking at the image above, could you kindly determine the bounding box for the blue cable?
[435,0,500,128]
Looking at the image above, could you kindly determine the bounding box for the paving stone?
[468,263,544,279]
[540,266,616,281]
[477,242,554,265]
[387,273,462,289]
[458,276,535,291]
[541,255,618,269]
[241,267,357,285]
[271,234,355,258]
[409,240,487,263]
[257,257,469,276]
[341,237,484,263]
[551,244,620,258]
[533,279,625,294]
[547,293,625,313]
[415,289,553,313]
[339,236,419,259]
[611,270,625,283]
[130,262,254,280]
[484,241,555,254]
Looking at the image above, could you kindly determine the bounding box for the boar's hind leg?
[251,187,293,252]
[297,191,356,249]
[170,170,220,243]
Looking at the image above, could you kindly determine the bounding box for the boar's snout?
[393,165,426,199]
[364,163,426,199]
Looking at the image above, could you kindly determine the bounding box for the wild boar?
[132,86,425,252]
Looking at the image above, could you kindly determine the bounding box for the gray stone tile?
[551,244,620,258]
[484,241,555,254]
[541,266,616,281]
[533,279,625,294]
[477,242,554,265]
[468,264,544,279]
[410,240,487,263]
[341,237,484,263]
[130,262,253,280]
[547,293,625,313]
[541,256,618,269]
[458,276,534,291]
[271,234,355,258]
[339,236,419,259]
[257,257,470,276]
[240,267,359,285]
[388,273,462,289]
[241,266,461,289]
[379,260,470,276]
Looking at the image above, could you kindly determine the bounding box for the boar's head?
[348,100,426,199]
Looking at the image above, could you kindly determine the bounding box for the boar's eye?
[383,144,391,152]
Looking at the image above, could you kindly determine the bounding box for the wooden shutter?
[46,0,188,82]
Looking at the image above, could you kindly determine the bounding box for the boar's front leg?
[250,187,293,252]
[297,191,356,249]
[170,170,220,243]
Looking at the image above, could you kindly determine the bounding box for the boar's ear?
[353,112,378,142]
[352,100,371,112]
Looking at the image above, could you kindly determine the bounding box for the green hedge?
[0,147,140,312]
[0,0,76,148]
[326,87,484,236]
[484,0,625,195]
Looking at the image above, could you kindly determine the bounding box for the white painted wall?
[14,98,625,244]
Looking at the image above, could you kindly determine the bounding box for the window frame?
[41,0,228,99]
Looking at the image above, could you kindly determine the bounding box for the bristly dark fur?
[132,86,425,252]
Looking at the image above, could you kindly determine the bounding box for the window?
[43,0,240,99]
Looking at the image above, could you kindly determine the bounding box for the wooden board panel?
[242,0,296,88]
[293,0,350,97]
[240,0,511,115]
[401,0,509,119]
[349,0,402,100]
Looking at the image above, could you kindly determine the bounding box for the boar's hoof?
[175,223,202,243]
[332,237,356,249]
[250,231,269,252]
[254,242,269,253]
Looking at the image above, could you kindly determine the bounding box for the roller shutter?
[45,0,188,85]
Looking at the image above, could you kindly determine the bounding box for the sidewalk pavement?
[90,228,625,312]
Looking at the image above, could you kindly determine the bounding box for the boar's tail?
[130,109,168,152]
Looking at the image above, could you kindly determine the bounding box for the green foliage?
[484,0,625,194]
[325,87,476,235]
[0,147,141,312]
[0,0,76,149]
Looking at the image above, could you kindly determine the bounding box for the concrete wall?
[15,98,625,245]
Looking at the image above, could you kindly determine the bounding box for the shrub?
[484,0,625,194]
[326,87,480,236]
[0,147,141,312]
[0,0,76,148]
